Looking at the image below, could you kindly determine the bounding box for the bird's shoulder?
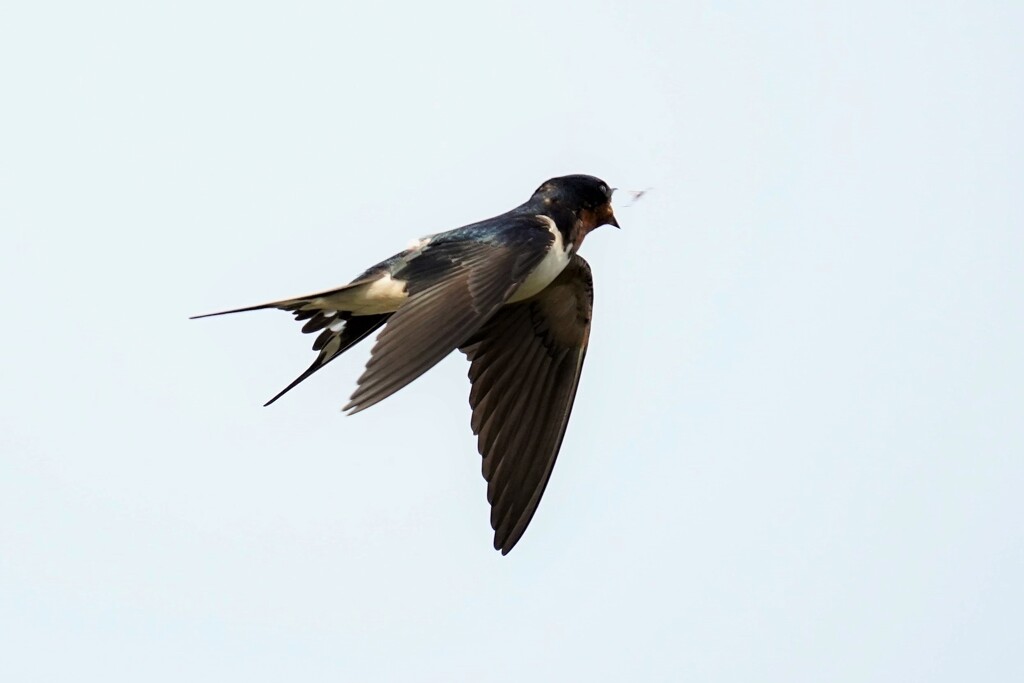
[425,209,555,249]
[348,210,555,288]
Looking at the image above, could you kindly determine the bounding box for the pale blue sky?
[2,1,1021,681]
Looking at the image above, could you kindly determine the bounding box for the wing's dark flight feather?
[487,348,561,511]
[475,343,544,506]
[475,335,543,465]
[345,275,488,411]
[481,338,550,479]
[487,351,555,528]
[459,255,594,554]
[345,222,553,414]
[489,347,563,512]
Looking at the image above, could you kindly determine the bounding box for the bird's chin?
[571,211,612,247]
[600,201,620,229]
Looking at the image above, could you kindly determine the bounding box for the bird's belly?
[316,275,409,315]
[508,218,572,303]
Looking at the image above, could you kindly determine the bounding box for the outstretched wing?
[343,216,555,414]
[193,213,556,411]
[459,254,594,554]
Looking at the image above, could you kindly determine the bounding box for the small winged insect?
[625,187,653,207]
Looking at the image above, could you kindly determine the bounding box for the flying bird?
[193,174,620,553]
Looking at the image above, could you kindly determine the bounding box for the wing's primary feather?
[459,254,594,554]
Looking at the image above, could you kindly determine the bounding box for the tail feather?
[189,302,277,319]
[189,276,383,321]
[264,313,389,406]
[192,281,393,405]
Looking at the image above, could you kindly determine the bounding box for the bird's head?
[531,174,620,244]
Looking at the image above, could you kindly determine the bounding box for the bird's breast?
[508,216,573,303]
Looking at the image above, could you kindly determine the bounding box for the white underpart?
[363,275,408,308]
[508,215,573,303]
[305,273,409,316]
[323,238,432,314]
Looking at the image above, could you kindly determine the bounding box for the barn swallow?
[193,174,619,554]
